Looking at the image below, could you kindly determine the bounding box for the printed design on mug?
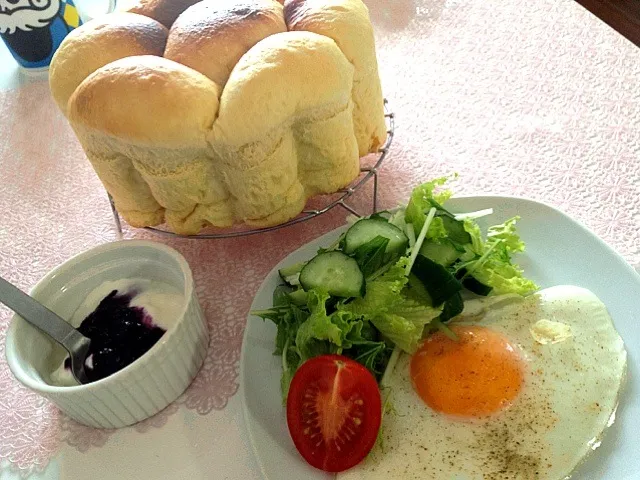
[0,0,62,34]
[0,0,81,68]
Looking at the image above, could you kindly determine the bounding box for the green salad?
[252,176,538,401]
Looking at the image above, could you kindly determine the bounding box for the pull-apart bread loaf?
[49,0,386,234]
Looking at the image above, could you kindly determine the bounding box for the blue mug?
[0,0,116,73]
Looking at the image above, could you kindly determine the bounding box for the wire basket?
[109,99,395,239]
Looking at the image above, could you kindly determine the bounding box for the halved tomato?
[286,354,382,473]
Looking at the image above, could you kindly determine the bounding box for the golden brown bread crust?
[213,31,354,146]
[49,13,168,114]
[284,0,387,156]
[165,0,286,87]
[68,55,219,147]
[119,0,202,28]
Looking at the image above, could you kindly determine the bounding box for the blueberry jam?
[64,289,166,383]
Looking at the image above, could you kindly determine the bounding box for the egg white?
[338,285,627,480]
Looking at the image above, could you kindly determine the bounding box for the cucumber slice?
[344,219,409,256]
[411,254,463,306]
[278,262,305,286]
[299,251,365,298]
[419,241,460,266]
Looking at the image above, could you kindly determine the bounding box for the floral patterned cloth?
[0,0,638,477]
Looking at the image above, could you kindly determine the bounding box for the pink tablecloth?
[0,0,638,477]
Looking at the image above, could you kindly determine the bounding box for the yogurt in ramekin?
[4,240,209,429]
[50,278,186,386]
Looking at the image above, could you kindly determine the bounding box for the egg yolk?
[410,325,524,418]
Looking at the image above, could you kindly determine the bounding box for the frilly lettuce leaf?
[463,219,485,256]
[295,289,343,361]
[462,216,538,296]
[369,302,442,354]
[341,257,442,354]
[471,260,538,296]
[343,257,410,315]
[405,176,455,235]
[425,216,448,241]
[487,217,526,253]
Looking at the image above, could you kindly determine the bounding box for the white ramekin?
[4,240,209,429]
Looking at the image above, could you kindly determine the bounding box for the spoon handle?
[0,276,89,354]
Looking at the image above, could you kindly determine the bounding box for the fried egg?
[338,285,627,480]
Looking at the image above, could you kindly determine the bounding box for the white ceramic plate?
[240,196,640,480]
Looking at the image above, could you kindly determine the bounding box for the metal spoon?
[0,276,90,384]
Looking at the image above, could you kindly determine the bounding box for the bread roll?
[165,0,287,87]
[118,0,202,28]
[68,56,230,234]
[211,31,359,225]
[49,13,168,114]
[50,0,388,234]
[284,0,386,156]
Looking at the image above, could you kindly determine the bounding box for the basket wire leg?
[338,201,363,218]
[108,194,124,240]
[341,166,380,219]
[372,168,379,214]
